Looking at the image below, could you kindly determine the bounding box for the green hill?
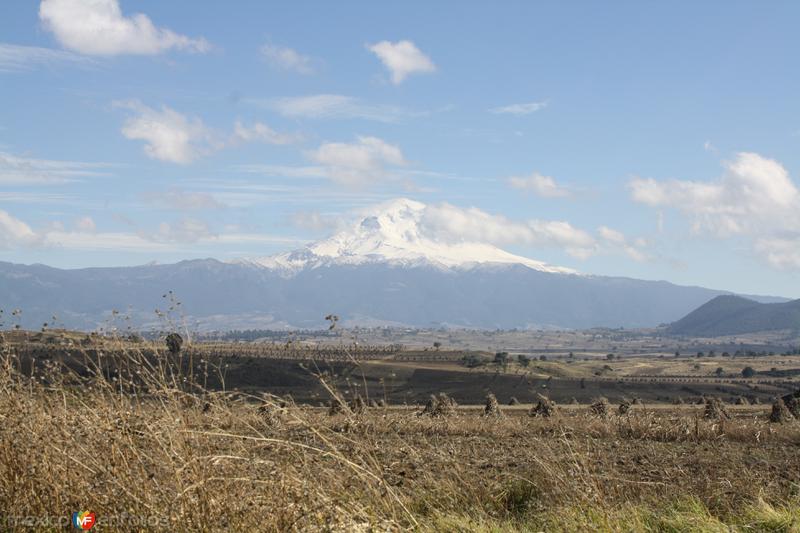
[668,295,800,336]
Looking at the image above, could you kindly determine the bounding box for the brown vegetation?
[2,332,800,530]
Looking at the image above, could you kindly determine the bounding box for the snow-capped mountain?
[0,198,789,331]
[248,198,576,275]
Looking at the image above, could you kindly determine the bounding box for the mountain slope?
[668,295,800,336]
[0,199,789,331]
[0,257,783,331]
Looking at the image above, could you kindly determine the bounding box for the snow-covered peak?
[249,198,576,274]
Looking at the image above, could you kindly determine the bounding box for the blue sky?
[1,0,799,298]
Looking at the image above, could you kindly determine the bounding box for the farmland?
[8,328,800,406]
[2,328,800,530]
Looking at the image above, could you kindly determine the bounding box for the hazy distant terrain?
[0,201,789,332]
[1,258,788,331]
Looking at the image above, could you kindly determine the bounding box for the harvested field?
[1,332,800,531]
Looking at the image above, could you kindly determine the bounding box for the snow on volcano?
[247,198,576,275]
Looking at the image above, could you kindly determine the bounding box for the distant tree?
[539,355,547,361]
[324,314,339,330]
[696,352,704,358]
[674,351,680,358]
[741,366,757,378]
[462,355,483,368]
[433,341,442,350]
[517,354,530,367]
[568,352,575,359]
[494,352,509,365]
[715,367,724,377]
[606,353,615,361]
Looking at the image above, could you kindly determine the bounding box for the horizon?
[0,195,795,302]
[2,1,800,298]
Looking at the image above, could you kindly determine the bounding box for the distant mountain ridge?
[0,199,790,332]
[668,295,800,336]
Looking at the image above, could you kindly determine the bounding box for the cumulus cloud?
[508,172,570,198]
[0,210,39,248]
[117,102,296,163]
[39,0,209,56]
[117,101,218,164]
[629,152,800,269]
[260,43,313,74]
[402,202,650,262]
[490,101,548,115]
[420,203,597,259]
[0,43,93,72]
[367,40,436,84]
[308,136,407,187]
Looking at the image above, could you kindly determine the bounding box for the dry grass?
[1,334,799,531]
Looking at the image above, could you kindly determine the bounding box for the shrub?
[165,332,183,355]
[483,393,503,417]
[529,394,556,418]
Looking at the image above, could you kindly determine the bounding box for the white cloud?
[0,151,109,185]
[597,225,649,262]
[508,172,570,198]
[257,94,415,123]
[0,208,296,252]
[629,152,799,237]
[755,237,800,270]
[39,0,209,56]
[153,218,213,243]
[0,210,39,248]
[597,226,626,245]
[118,101,217,164]
[367,40,436,84]
[143,190,227,210]
[290,211,347,233]
[0,43,93,72]
[117,102,299,163]
[629,152,800,269]
[232,164,328,179]
[232,121,301,145]
[420,203,597,259]
[41,227,300,252]
[309,136,407,187]
[260,43,313,74]
[0,192,74,204]
[405,202,650,263]
[74,216,96,232]
[43,231,175,252]
[490,101,548,115]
